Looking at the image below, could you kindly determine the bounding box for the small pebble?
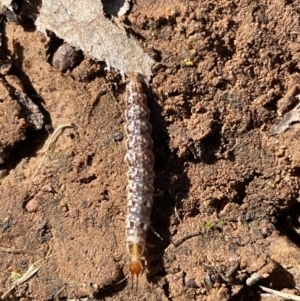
[41,184,53,192]
[245,212,253,222]
[113,130,124,142]
[204,274,213,289]
[211,273,221,283]
[26,199,39,212]
[184,275,198,288]
[52,43,79,72]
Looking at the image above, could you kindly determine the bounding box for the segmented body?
[124,73,154,284]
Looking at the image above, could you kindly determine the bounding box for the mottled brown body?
[124,74,154,287]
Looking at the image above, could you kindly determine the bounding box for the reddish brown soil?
[1,0,300,300]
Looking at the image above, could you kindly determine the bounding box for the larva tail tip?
[129,261,142,291]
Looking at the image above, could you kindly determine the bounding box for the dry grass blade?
[1,260,42,299]
[1,252,56,299]
[31,123,75,180]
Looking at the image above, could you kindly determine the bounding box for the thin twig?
[172,231,202,247]
[31,123,75,180]
[149,225,163,241]
[205,253,227,282]
[259,285,300,301]
[0,246,25,254]
[174,193,182,222]
[115,275,129,286]
[53,284,67,298]
[100,78,121,109]
[246,272,263,286]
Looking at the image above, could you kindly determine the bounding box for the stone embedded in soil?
[52,43,80,72]
[113,130,124,142]
[25,198,40,212]
[41,184,54,192]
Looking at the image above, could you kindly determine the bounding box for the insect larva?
[125,73,154,289]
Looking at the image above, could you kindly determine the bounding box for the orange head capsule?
[129,260,142,291]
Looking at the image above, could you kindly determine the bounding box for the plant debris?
[270,100,300,135]
[35,0,154,80]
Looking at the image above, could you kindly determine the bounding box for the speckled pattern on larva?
[125,74,154,273]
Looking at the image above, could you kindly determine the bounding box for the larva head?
[127,242,144,290]
[129,259,142,290]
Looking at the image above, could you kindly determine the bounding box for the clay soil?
[1,0,300,300]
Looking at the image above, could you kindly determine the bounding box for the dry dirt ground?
[1,0,300,300]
